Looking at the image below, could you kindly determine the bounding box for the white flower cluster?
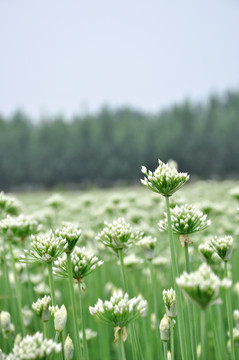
[141,159,189,197]
[136,236,157,260]
[198,242,216,264]
[32,295,51,321]
[234,310,239,328]
[0,192,21,217]
[96,218,143,253]
[53,246,104,282]
[55,224,82,253]
[162,288,177,318]
[160,314,170,342]
[176,263,221,309]
[0,215,40,240]
[158,204,211,236]
[210,235,234,262]
[6,332,61,359]
[45,193,65,210]
[89,290,147,328]
[20,230,67,264]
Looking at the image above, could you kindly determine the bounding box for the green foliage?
[0,91,239,190]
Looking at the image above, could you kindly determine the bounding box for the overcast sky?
[0,0,238,118]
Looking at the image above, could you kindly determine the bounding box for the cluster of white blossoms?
[53,246,104,282]
[210,235,234,262]
[45,193,65,210]
[0,214,40,240]
[55,224,82,253]
[89,290,148,328]
[32,295,51,321]
[176,263,221,309]
[136,235,157,260]
[159,314,170,342]
[0,311,15,338]
[20,230,67,264]
[6,332,61,359]
[159,204,211,236]
[198,242,217,265]
[162,288,177,318]
[141,159,189,197]
[96,218,143,253]
[0,192,21,217]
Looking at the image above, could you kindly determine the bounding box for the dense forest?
[0,91,239,190]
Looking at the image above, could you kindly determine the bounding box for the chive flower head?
[53,246,104,283]
[55,224,82,253]
[6,332,61,359]
[162,288,177,318]
[176,263,221,309]
[210,235,233,262]
[32,295,51,322]
[20,230,67,264]
[89,290,147,328]
[0,192,21,217]
[141,159,189,197]
[96,217,143,254]
[136,235,157,260]
[159,204,211,236]
[0,215,40,241]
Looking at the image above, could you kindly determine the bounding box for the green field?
[1,179,239,359]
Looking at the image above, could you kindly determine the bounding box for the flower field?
[0,162,239,359]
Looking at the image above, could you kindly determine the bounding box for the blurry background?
[0,0,239,190]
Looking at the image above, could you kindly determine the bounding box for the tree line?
[0,91,239,190]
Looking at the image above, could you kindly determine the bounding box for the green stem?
[119,330,127,360]
[118,249,138,360]
[79,284,89,360]
[200,309,206,360]
[8,241,25,335]
[170,319,174,360]
[149,260,162,360]
[66,252,82,360]
[224,261,235,360]
[47,262,56,306]
[165,196,187,360]
[209,307,223,360]
[184,243,197,360]
[43,321,48,339]
[60,332,66,360]
[163,341,167,360]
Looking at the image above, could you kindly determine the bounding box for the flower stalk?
[224,261,235,360]
[66,252,82,360]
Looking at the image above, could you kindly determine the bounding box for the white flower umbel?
[159,204,211,244]
[136,236,157,260]
[233,310,239,328]
[176,263,221,309]
[89,289,147,329]
[45,193,65,210]
[55,224,82,253]
[163,289,177,318]
[32,296,51,322]
[0,192,21,217]
[210,235,234,262]
[0,215,40,241]
[53,246,104,283]
[198,242,217,265]
[6,332,61,359]
[96,217,143,254]
[20,230,67,264]
[141,159,189,197]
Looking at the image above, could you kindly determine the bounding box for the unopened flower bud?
[54,305,67,333]
[160,314,170,342]
[64,334,74,360]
